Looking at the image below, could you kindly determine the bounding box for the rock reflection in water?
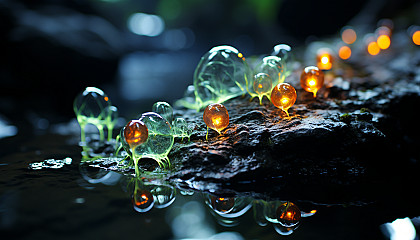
[79,162,317,237]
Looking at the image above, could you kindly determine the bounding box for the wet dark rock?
[167,50,420,202]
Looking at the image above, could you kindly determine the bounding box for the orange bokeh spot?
[367,42,380,56]
[342,28,357,44]
[317,51,333,70]
[377,35,391,49]
[339,46,352,60]
[413,31,420,45]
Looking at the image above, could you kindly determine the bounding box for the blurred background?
[0,0,419,134]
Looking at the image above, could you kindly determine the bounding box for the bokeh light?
[367,41,380,55]
[128,13,165,37]
[338,45,351,60]
[341,27,357,44]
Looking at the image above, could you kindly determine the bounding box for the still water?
[0,127,418,240]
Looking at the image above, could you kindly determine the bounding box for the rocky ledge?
[167,50,420,202]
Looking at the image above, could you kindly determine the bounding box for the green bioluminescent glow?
[73,87,118,143]
[176,45,252,111]
[249,56,285,104]
[122,112,174,175]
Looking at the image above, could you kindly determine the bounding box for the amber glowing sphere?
[412,30,420,45]
[210,196,235,214]
[271,83,297,117]
[124,120,148,149]
[338,45,351,60]
[300,66,324,97]
[203,103,229,134]
[276,202,301,227]
[316,50,333,70]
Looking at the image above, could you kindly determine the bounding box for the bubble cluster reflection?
[78,163,317,237]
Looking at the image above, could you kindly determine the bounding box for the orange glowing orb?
[341,27,357,44]
[271,83,297,117]
[413,31,420,45]
[210,196,235,214]
[300,66,324,97]
[338,45,352,60]
[132,189,154,212]
[203,103,229,134]
[377,35,391,49]
[124,120,148,149]
[367,41,380,55]
[317,50,333,70]
[276,202,301,227]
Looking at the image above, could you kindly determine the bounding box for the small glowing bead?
[253,73,273,95]
[210,196,235,214]
[276,202,301,227]
[271,83,297,117]
[124,120,148,149]
[300,66,324,97]
[316,48,333,70]
[203,103,229,134]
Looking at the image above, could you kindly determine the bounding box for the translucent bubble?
[210,196,235,214]
[152,101,174,124]
[271,44,293,76]
[254,56,284,85]
[73,87,112,142]
[136,112,174,169]
[191,45,252,110]
[172,117,192,140]
[250,73,273,105]
[151,185,176,209]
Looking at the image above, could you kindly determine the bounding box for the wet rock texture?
[168,49,420,201]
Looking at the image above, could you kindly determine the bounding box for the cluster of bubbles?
[176,44,294,110]
[126,177,316,236]
[74,87,192,175]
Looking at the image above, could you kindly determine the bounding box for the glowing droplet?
[124,120,149,149]
[132,189,154,213]
[300,66,324,97]
[210,196,235,214]
[276,202,301,227]
[341,27,357,44]
[367,41,380,55]
[316,49,333,70]
[377,35,391,49]
[271,83,297,117]
[338,45,352,60]
[203,103,229,134]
